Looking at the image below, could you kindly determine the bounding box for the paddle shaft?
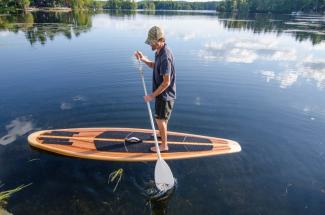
[138,61,162,160]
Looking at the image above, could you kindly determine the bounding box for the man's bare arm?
[134,51,155,69]
[144,74,170,102]
[152,74,170,98]
[141,58,155,69]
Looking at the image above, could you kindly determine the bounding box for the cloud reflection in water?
[198,35,325,89]
[0,117,34,146]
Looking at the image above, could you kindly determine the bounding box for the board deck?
[28,128,241,162]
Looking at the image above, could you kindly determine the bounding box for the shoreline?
[26,7,72,12]
[0,8,323,16]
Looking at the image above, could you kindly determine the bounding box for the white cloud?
[0,31,10,37]
[312,42,325,50]
[199,37,298,64]
[199,34,325,89]
[195,97,201,106]
[278,72,298,88]
[0,117,34,145]
[235,38,278,49]
[260,54,325,89]
[60,102,72,110]
[298,55,325,89]
[301,105,325,119]
[261,70,275,82]
[268,50,297,61]
[180,32,197,41]
[72,95,87,101]
[260,70,298,88]
[60,95,87,110]
[226,48,258,63]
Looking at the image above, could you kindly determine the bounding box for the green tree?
[21,0,30,10]
[217,0,325,13]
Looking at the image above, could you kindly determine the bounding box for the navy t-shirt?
[153,44,176,101]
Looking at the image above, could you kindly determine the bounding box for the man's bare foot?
[150,145,169,152]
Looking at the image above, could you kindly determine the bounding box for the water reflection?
[260,54,325,89]
[218,13,324,45]
[133,178,176,215]
[199,37,298,63]
[198,29,325,89]
[0,11,324,46]
[0,11,92,45]
[60,95,88,111]
[149,187,175,215]
[0,117,34,146]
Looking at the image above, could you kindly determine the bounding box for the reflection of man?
[134,26,176,152]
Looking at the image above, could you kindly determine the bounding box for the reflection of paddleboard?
[28,128,241,162]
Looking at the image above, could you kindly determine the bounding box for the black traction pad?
[43,131,79,137]
[40,137,72,145]
[96,131,212,143]
[94,141,213,153]
[94,131,213,153]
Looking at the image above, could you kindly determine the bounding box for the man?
[134,26,176,152]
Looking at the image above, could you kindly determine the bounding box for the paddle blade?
[155,159,175,192]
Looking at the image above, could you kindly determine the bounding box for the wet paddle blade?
[155,158,175,192]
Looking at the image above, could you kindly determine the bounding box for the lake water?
[0,10,325,215]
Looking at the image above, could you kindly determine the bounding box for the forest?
[217,0,325,13]
[0,0,324,13]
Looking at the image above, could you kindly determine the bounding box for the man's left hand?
[144,94,154,102]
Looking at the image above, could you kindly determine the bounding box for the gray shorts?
[154,99,175,120]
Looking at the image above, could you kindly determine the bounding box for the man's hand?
[144,94,154,102]
[134,50,154,68]
[134,51,146,62]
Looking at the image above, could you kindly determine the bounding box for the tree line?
[137,1,219,10]
[0,0,30,12]
[99,0,218,10]
[216,0,325,13]
[1,0,324,13]
[0,0,219,12]
[104,0,137,10]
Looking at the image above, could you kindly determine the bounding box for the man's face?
[150,41,158,51]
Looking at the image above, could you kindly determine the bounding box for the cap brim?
[145,38,150,45]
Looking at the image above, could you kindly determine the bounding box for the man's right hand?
[134,50,155,69]
[134,50,144,61]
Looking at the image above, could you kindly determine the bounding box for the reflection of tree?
[0,11,92,45]
[218,12,324,45]
[0,13,34,33]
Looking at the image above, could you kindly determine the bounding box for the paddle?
[137,59,175,192]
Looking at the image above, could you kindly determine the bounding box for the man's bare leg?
[151,118,168,151]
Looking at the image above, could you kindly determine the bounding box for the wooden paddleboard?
[28,128,241,162]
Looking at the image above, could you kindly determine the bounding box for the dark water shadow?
[131,176,177,215]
